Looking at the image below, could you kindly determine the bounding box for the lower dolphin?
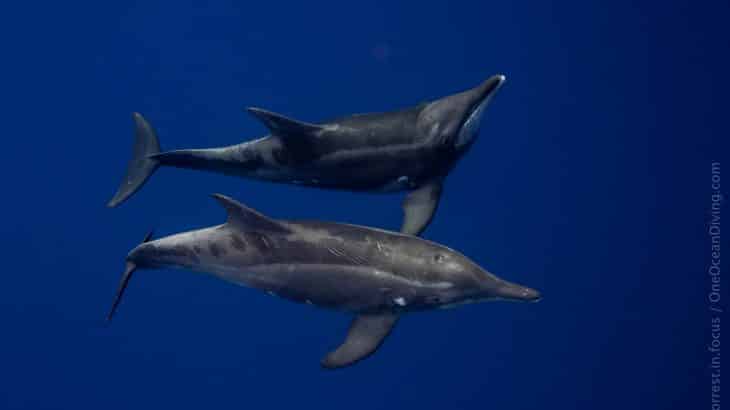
[107,194,540,369]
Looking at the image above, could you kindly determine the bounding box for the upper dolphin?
[107,194,540,369]
[107,75,506,235]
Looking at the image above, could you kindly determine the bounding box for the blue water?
[0,1,724,408]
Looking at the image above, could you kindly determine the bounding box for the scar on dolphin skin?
[230,234,247,252]
[209,242,225,257]
[148,244,201,264]
[245,232,272,252]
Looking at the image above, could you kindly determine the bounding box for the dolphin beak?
[475,74,506,105]
[452,74,507,148]
[496,282,542,302]
[462,74,506,124]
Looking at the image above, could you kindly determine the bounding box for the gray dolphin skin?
[107,75,506,236]
[107,194,540,369]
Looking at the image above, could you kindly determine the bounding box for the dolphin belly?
[296,144,448,192]
[222,263,428,313]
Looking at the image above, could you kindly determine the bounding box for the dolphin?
[107,194,540,369]
[107,75,506,236]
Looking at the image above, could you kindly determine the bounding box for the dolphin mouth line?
[494,296,542,303]
[464,97,489,125]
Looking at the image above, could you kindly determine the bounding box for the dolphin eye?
[433,254,445,263]
[272,148,289,164]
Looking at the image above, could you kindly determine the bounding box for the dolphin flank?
[107,194,540,369]
[107,75,506,236]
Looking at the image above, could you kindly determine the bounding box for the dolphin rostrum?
[107,194,540,369]
[107,75,506,236]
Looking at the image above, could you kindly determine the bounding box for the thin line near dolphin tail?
[106,230,154,322]
[107,113,161,208]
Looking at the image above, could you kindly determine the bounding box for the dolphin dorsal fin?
[211,194,291,233]
[246,107,323,140]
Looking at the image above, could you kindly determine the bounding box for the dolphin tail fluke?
[106,230,154,322]
[107,113,161,208]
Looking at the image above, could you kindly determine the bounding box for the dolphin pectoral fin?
[321,313,399,369]
[246,107,323,139]
[400,180,443,236]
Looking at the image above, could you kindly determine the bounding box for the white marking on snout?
[394,297,407,306]
[430,123,440,135]
[259,235,271,249]
[457,98,489,147]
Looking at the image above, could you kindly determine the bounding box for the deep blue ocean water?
[0,1,726,409]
